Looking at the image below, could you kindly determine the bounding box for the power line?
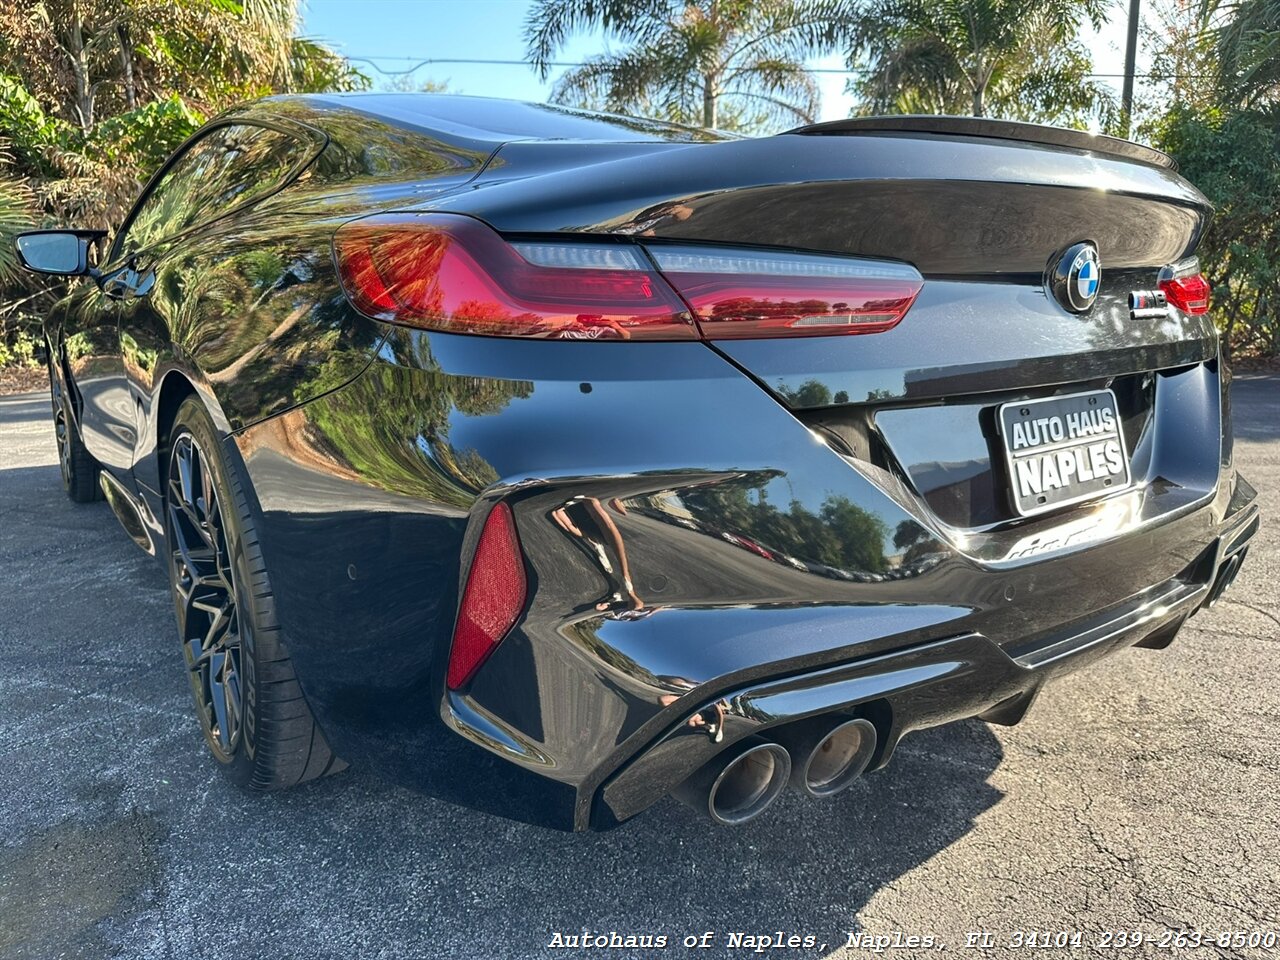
[342,55,1210,79]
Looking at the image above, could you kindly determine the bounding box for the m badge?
[1129,289,1168,319]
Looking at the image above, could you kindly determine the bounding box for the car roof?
[253,93,729,145]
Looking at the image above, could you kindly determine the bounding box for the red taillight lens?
[333,213,696,340]
[645,246,924,339]
[447,502,526,690]
[1158,258,1210,315]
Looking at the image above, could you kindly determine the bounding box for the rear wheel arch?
[51,331,84,429]
[154,371,198,472]
[152,374,256,518]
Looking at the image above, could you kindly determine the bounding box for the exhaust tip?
[676,739,791,825]
[708,742,791,824]
[1207,552,1244,608]
[794,718,877,798]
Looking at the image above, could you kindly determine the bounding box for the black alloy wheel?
[54,401,71,488]
[167,432,244,759]
[48,358,102,502]
[162,396,343,788]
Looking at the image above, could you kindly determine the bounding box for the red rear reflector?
[447,502,526,690]
[333,213,696,340]
[1158,257,1210,315]
[645,246,924,339]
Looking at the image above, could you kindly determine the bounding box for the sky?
[300,0,1138,124]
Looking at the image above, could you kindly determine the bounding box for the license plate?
[997,389,1131,517]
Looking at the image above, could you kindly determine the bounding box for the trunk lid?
[435,119,1219,537]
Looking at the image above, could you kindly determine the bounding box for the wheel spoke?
[171,440,213,545]
[199,454,215,527]
[54,411,71,484]
[176,439,197,515]
[207,497,231,575]
[173,579,194,633]
[177,496,214,550]
[199,600,232,650]
[223,659,242,726]
[170,506,219,578]
[208,651,230,751]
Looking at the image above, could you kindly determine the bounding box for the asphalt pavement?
[1,378,1277,960]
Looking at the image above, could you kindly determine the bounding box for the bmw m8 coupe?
[17,95,1258,829]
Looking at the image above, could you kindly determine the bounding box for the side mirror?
[14,229,108,277]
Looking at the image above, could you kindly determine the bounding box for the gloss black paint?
[38,94,1259,830]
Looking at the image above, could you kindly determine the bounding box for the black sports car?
[16,95,1258,830]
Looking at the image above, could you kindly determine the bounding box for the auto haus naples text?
[1007,405,1126,499]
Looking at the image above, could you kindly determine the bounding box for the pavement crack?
[1215,598,1280,631]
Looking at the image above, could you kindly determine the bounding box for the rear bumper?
[598,492,1258,827]
[463,468,1258,831]
[232,326,1258,831]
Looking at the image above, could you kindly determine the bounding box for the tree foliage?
[1134,0,1280,356]
[0,144,35,287]
[1210,0,1280,105]
[1135,0,1221,120]
[0,0,367,225]
[844,0,1113,125]
[378,74,453,94]
[1153,106,1280,356]
[525,0,844,131]
[0,0,366,367]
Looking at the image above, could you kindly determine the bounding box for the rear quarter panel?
[122,104,499,493]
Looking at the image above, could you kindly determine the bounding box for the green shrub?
[11,328,38,367]
[1153,105,1280,357]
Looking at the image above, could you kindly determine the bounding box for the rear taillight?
[334,213,924,340]
[1159,257,1211,315]
[446,503,526,690]
[645,245,924,339]
[333,213,695,340]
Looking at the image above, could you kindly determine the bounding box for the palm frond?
[0,170,35,286]
[531,0,844,132]
[525,0,676,78]
[845,0,1114,123]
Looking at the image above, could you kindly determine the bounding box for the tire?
[49,359,102,503]
[163,396,343,790]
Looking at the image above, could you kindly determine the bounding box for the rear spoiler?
[784,115,1175,171]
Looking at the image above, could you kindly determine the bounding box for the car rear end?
[251,110,1259,830]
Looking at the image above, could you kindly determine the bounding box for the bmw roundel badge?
[1051,241,1101,313]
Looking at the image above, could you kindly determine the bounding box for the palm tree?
[846,0,1111,125]
[1210,0,1280,105]
[0,0,365,370]
[525,0,846,131]
[0,0,364,135]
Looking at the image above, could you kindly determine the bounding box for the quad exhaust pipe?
[673,737,791,825]
[673,717,879,824]
[1206,550,1246,608]
[772,717,878,798]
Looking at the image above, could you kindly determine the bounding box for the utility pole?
[1121,0,1141,137]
